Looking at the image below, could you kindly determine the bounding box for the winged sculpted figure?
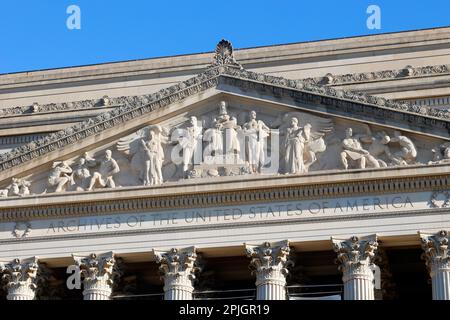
[117,124,169,186]
[273,112,332,174]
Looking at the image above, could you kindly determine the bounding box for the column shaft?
[257,283,286,300]
[431,268,450,300]
[6,283,36,300]
[343,275,375,300]
[164,275,194,300]
[83,279,112,300]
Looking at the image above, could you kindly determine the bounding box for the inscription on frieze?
[0,192,436,241]
[46,195,414,234]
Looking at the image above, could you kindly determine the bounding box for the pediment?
[0,40,449,200]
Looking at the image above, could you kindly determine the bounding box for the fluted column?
[153,247,199,300]
[245,240,293,300]
[420,230,450,300]
[72,252,117,300]
[0,257,39,300]
[332,235,378,300]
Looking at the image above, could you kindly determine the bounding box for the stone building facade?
[0,27,450,300]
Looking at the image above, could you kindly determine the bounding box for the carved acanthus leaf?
[245,240,293,276]
[420,230,450,271]
[332,235,378,273]
[0,257,39,293]
[153,247,200,280]
[72,252,117,286]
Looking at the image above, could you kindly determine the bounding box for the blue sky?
[0,0,449,74]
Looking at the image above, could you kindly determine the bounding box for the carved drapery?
[245,240,293,300]
[153,247,200,300]
[332,235,378,300]
[420,230,450,300]
[72,252,117,300]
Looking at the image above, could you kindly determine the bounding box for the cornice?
[219,69,450,132]
[0,133,48,146]
[2,65,449,118]
[2,26,449,87]
[302,64,450,86]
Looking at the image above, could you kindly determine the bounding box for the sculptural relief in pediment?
[2,98,449,197]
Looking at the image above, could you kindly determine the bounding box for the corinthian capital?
[72,252,117,291]
[331,235,378,274]
[245,240,293,277]
[153,247,199,280]
[0,257,39,300]
[420,230,450,271]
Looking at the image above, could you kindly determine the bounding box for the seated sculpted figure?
[359,131,395,167]
[302,123,327,171]
[87,150,120,191]
[340,128,379,169]
[48,161,73,192]
[389,130,417,165]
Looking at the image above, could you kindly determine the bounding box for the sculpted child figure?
[87,150,120,191]
[48,161,73,192]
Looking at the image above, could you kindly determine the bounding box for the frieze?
[0,41,449,177]
[0,191,440,241]
[0,174,448,223]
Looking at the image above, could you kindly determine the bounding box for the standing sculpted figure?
[389,130,417,165]
[178,116,202,174]
[284,117,306,174]
[140,127,164,186]
[340,128,379,169]
[274,112,330,174]
[214,101,240,155]
[48,161,73,192]
[203,123,223,156]
[242,110,270,173]
[87,150,120,191]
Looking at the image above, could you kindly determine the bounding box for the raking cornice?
[0,40,449,178]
